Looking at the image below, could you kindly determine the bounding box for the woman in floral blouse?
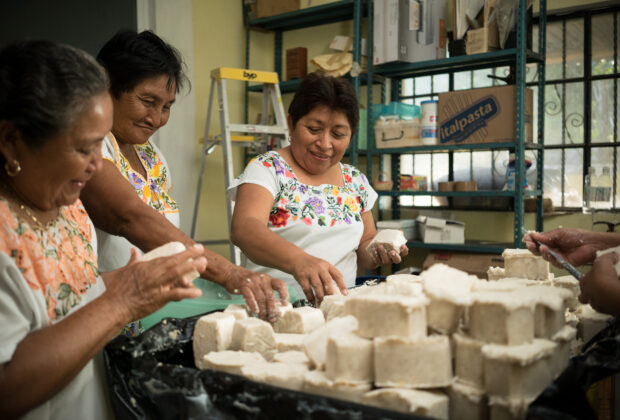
[0,41,206,419]
[80,31,288,325]
[229,73,408,303]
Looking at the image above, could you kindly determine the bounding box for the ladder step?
[228,123,289,136]
[199,135,257,144]
[211,67,279,84]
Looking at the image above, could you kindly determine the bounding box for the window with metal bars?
[397,6,619,211]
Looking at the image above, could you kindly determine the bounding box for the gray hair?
[0,40,110,147]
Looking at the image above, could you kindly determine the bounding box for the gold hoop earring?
[5,160,21,177]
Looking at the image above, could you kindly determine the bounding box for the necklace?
[0,180,79,261]
[19,203,45,230]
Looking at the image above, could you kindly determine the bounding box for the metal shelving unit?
[243,0,370,167]
[365,0,547,254]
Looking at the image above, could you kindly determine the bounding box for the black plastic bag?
[104,313,423,420]
[527,317,620,420]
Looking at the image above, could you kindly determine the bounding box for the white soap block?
[304,315,358,369]
[502,249,549,280]
[487,266,506,281]
[274,333,306,352]
[275,301,293,317]
[273,350,311,367]
[575,304,613,343]
[347,283,380,297]
[193,312,236,369]
[449,380,488,420]
[303,370,371,403]
[453,332,485,388]
[422,264,476,334]
[362,388,448,419]
[325,300,346,321]
[374,335,452,389]
[223,304,249,320]
[320,295,346,319]
[274,306,325,334]
[596,245,620,276]
[366,229,407,254]
[550,325,577,378]
[200,350,265,375]
[385,274,424,296]
[472,279,524,292]
[553,275,581,310]
[344,294,428,339]
[565,309,578,329]
[469,291,536,345]
[142,241,200,283]
[482,339,556,399]
[524,286,569,338]
[241,362,308,391]
[325,332,373,383]
[386,273,422,283]
[488,396,535,420]
[231,318,276,361]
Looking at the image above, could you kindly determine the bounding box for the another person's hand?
[291,254,347,305]
[524,228,599,267]
[369,244,409,267]
[579,251,620,316]
[222,266,289,323]
[102,244,208,323]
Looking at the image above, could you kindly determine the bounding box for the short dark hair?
[288,72,359,134]
[97,30,189,98]
[0,40,109,148]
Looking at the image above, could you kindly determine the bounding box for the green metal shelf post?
[536,0,547,233]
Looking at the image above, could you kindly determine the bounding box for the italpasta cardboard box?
[437,85,533,145]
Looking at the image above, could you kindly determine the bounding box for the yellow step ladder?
[190,67,289,264]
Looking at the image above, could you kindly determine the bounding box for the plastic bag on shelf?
[495,0,535,48]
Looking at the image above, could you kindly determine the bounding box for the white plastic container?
[420,100,438,145]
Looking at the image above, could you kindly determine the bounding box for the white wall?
[136,0,197,235]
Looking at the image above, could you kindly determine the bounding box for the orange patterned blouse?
[0,197,100,323]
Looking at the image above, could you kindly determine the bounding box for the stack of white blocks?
[192,249,588,419]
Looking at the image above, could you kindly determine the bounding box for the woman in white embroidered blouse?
[229,73,408,303]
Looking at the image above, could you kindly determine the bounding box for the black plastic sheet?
[527,317,620,420]
[104,313,424,420]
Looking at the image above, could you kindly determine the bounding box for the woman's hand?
[368,244,409,267]
[291,253,347,304]
[579,251,620,316]
[221,266,289,323]
[524,228,600,267]
[102,245,207,323]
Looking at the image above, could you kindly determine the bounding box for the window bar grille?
[561,20,567,208]
[614,11,618,209]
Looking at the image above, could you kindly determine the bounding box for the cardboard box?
[286,47,307,80]
[397,0,447,63]
[465,0,499,54]
[374,119,421,148]
[416,216,465,244]
[423,252,505,279]
[373,0,385,65]
[466,25,499,54]
[400,175,427,191]
[256,0,300,18]
[438,85,533,145]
